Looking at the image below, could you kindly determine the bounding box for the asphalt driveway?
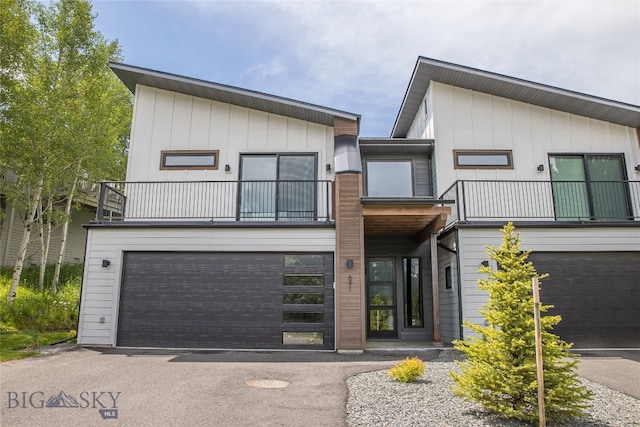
[0,347,440,427]
[1,346,638,426]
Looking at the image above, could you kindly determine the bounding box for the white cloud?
[133,0,640,135]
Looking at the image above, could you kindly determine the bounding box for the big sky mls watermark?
[7,390,121,419]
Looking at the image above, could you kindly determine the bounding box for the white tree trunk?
[7,175,44,302]
[38,197,53,290]
[38,197,46,290]
[52,175,78,293]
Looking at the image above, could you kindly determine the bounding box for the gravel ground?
[347,351,640,427]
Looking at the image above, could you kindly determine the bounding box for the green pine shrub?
[387,357,425,383]
[450,222,592,424]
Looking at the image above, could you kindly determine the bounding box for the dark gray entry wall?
[117,252,334,350]
[530,252,640,348]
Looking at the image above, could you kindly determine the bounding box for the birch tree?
[1,0,131,300]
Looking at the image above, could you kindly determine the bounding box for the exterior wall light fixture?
[101,260,111,268]
[225,164,231,172]
[635,165,640,172]
[346,259,354,269]
[537,164,545,172]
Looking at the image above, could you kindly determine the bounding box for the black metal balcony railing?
[439,180,640,225]
[97,180,333,222]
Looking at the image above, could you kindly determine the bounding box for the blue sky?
[91,0,640,136]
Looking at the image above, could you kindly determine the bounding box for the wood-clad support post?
[430,234,441,345]
[333,117,365,351]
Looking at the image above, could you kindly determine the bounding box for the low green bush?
[0,263,83,291]
[387,357,426,383]
[0,277,81,331]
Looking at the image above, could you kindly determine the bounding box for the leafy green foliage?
[450,222,592,424]
[387,357,425,383]
[1,0,132,300]
[0,263,83,291]
[0,269,80,331]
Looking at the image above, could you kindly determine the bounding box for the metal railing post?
[97,182,106,222]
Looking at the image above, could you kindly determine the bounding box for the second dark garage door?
[117,252,334,350]
[530,251,640,348]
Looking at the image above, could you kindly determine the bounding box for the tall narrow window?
[403,257,423,327]
[549,154,630,221]
[239,154,317,220]
[366,160,413,197]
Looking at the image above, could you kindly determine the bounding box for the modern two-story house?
[77,57,640,351]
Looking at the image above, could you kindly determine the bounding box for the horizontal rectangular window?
[284,255,324,267]
[282,312,324,323]
[160,150,219,170]
[283,293,323,304]
[282,331,323,345]
[454,150,513,169]
[283,274,323,286]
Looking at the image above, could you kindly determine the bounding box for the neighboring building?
[0,176,95,268]
[77,58,640,351]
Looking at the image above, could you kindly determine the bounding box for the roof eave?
[110,62,360,130]
[391,57,640,137]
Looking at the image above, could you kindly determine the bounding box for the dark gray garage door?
[530,252,640,348]
[117,252,334,349]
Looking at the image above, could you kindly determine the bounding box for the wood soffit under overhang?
[360,201,451,244]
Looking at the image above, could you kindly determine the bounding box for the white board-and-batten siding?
[127,85,335,183]
[405,82,640,196]
[456,226,640,339]
[77,227,336,346]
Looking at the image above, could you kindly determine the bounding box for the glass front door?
[366,258,397,338]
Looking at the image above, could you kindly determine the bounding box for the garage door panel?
[531,252,640,348]
[117,252,334,349]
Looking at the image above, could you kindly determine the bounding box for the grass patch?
[0,327,75,362]
[0,264,82,362]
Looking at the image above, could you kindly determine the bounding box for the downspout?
[455,228,464,341]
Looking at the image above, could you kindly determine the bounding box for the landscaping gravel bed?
[347,351,640,427]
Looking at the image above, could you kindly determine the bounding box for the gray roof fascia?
[391,57,640,137]
[358,138,434,154]
[110,62,360,129]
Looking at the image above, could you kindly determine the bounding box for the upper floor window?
[454,150,513,169]
[365,160,414,197]
[160,150,219,170]
[239,153,317,220]
[549,154,631,221]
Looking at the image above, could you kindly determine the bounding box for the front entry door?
[366,258,397,338]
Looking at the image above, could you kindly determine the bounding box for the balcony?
[96,180,333,223]
[439,180,640,226]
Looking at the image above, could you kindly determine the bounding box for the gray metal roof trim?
[391,57,640,137]
[109,62,361,127]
